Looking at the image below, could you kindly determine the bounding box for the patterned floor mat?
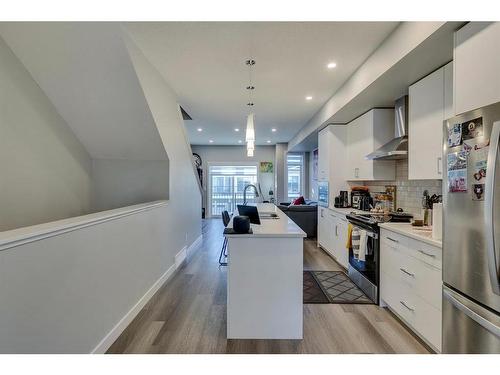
[303,271,329,303]
[306,271,373,304]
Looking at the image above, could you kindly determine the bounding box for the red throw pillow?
[293,196,305,205]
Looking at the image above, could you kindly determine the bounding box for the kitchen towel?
[432,203,442,240]
[346,223,353,249]
[358,230,368,262]
[351,228,360,259]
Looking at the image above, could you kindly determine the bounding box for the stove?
[345,211,412,304]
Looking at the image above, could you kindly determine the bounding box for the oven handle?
[351,225,378,239]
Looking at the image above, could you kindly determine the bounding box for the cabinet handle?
[399,300,415,312]
[354,168,359,179]
[335,224,338,237]
[437,157,442,175]
[418,249,436,258]
[400,268,415,277]
[386,237,399,243]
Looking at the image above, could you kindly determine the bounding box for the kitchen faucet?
[243,184,259,205]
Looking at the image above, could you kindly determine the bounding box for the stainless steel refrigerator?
[442,101,500,353]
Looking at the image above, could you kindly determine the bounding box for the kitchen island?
[225,203,306,339]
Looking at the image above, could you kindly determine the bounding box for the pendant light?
[245,59,256,156]
[245,113,255,142]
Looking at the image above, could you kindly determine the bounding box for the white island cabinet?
[225,203,306,339]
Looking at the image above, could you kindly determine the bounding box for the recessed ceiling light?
[271,128,277,132]
[238,140,243,144]
[209,139,214,143]
[266,140,271,144]
[234,128,240,132]
[197,128,203,132]
[306,96,313,101]
[327,62,337,69]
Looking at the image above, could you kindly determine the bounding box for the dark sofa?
[278,200,318,238]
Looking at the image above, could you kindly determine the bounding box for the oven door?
[347,221,380,303]
[349,228,378,284]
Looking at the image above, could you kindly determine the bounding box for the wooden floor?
[107,219,430,354]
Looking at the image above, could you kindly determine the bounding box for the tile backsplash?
[352,159,442,217]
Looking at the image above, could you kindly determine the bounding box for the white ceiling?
[124,22,399,146]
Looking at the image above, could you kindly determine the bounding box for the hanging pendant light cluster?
[245,59,256,157]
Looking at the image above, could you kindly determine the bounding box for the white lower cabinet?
[331,213,349,269]
[317,208,348,269]
[380,228,442,352]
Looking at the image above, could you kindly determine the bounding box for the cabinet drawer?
[413,293,442,351]
[380,271,417,326]
[381,231,412,258]
[381,243,442,310]
[410,238,442,269]
[381,271,442,351]
[381,229,442,269]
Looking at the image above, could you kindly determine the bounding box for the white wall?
[0,203,191,353]
[309,149,318,200]
[0,23,169,161]
[124,31,202,247]
[91,159,169,212]
[191,145,276,209]
[275,143,288,204]
[0,35,92,232]
[0,26,202,353]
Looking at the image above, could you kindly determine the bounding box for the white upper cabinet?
[317,125,348,205]
[408,62,453,180]
[454,22,500,115]
[346,109,396,181]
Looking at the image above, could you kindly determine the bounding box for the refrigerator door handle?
[485,120,500,295]
[443,288,500,339]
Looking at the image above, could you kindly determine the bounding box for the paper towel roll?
[432,203,442,240]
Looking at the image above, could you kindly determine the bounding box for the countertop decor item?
[432,202,443,240]
[233,215,250,234]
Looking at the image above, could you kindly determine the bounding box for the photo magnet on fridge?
[472,184,485,201]
[448,123,462,147]
[472,146,488,184]
[461,117,483,140]
[448,169,467,193]
[447,151,467,171]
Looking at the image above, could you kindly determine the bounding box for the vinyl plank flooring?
[106,218,429,354]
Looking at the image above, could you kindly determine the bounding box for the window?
[208,165,258,216]
[287,153,304,201]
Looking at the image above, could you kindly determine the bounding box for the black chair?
[218,210,231,266]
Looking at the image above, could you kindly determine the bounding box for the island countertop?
[225,203,306,238]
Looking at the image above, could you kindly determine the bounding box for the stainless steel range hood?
[365,96,408,160]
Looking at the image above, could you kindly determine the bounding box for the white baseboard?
[91,244,191,354]
[187,234,203,257]
[175,246,187,268]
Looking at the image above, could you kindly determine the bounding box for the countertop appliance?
[345,211,412,304]
[318,181,329,207]
[334,190,349,208]
[351,190,371,211]
[442,101,500,353]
